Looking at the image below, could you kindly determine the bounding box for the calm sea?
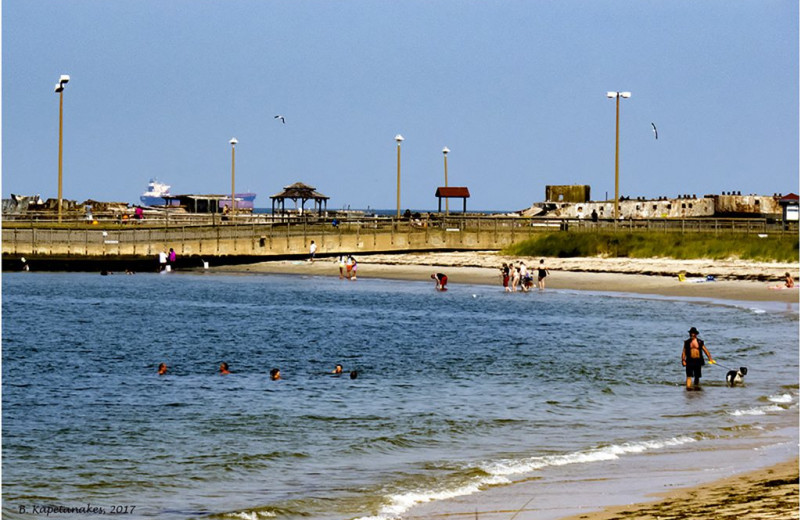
[2,271,798,520]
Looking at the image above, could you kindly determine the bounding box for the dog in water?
[726,367,748,387]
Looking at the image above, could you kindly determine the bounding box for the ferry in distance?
[140,179,257,209]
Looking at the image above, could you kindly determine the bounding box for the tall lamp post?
[395,134,404,218]
[442,147,450,215]
[606,91,630,221]
[229,138,238,217]
[54,74,70,223]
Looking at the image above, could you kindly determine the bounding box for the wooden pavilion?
[270,182,330,217]
[435,187,470,213]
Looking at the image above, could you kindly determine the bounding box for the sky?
[3,1,798,211]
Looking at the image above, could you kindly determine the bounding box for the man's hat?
[688,327,699,335]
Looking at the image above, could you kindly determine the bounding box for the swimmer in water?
[270,368,281,381]
[332,364,343,375]
[158,363,168,375]
[219,362,230,375]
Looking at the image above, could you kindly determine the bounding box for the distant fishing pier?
[2,214,794,271]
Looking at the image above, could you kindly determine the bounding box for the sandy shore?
[557,457,799,520]
[214,251,799,304]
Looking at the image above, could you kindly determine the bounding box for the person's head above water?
[332,364,343,374]
[349,370,358,379]
[220,362,230,374]
[270,368,281,380]
[158,363,167,375]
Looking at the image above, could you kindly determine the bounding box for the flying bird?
[274,115,286,124]
[651,122,658,140]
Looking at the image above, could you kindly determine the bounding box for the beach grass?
[503,232,799,262]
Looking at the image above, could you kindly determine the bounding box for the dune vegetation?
[503,231,799,262]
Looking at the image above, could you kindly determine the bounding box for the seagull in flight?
[274,115,286,124]
[651,122,658,140]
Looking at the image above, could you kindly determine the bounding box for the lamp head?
[606,92,617,98]
[59,75,70,85]
[442,147,450,155]
[620,92,631,98]
[229,138,238,146]
[54,83,64,93]
[395,134,404,143]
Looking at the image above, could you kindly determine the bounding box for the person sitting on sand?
[270,368,281,381]
[158,363,168,375]
[682,327,714,390]
[219,362,230,375]
[785,272,794,288]
[431,273,448,291]
[332,364,343,375]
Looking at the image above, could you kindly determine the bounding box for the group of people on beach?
[336,254,358,280]
[501,259,549,292]
[158,362,358,380]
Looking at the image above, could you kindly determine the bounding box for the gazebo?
[435,187,470,213]
[270,182,330,217]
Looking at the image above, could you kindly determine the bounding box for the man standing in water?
[682,326,714,390]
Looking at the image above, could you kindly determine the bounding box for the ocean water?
[2,271,798,520]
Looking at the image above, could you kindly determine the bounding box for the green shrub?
[503,232,799,262]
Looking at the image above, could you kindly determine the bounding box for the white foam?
[768,393,793,404]
[729,405,783,416]
[749,308,766,314]
[353,475,508,520]
[228,512,276,520]
[354,436,696,520]
[484,436,696,477]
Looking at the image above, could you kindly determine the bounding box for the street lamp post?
[395,134,404,219]
[442,147,450,215]
[607,91,630,221]
[229,138,238,217]
[54,74,70,223]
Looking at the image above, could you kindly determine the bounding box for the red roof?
[435,187,470,198]
[779,193,799,202]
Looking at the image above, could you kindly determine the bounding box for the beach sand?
[214,251,799,304]
[212,251,799,519]
[556,457,799,520]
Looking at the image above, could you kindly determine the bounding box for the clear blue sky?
[3,1,798,211]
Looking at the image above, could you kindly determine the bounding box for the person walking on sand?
[682,327,715,390]
[537,259,550,290]
[168,248,177,268]
[309,241,317,262]
[349,256,358,280]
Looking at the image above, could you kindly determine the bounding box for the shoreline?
[212,251,799,519]
[212,252,799,304]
